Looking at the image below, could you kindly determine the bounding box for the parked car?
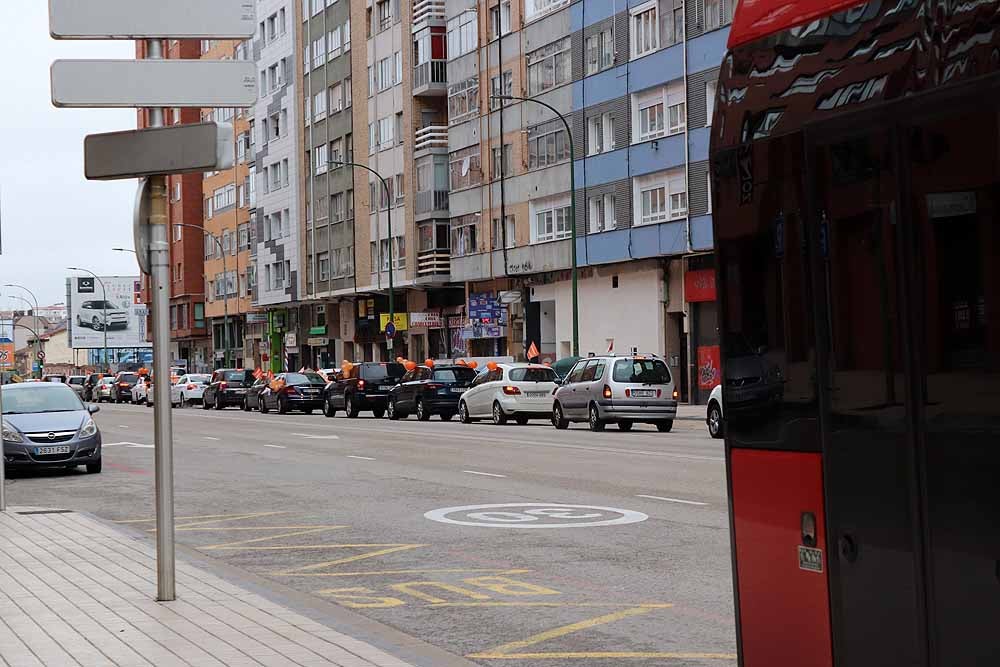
[551,355,678,432]
[243,377,268,411]
[42,374,68,384]
[94,376,116,402]
[1,382,102,474]
[258,372,327,414]
[130,376,152,404]
[387,364,478,421]
[112,372,140,403]
[324,362,406,418]
[82,373,101,401]
[67,376,87,398]
[202,369,255,410]
[75,300,128,331]
[707,383,724,439]
[550,356,582,381]
[458,363,559,425]
[172,374,211,407]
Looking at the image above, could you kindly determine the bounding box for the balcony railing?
[413,0,446,26]
[414,125,449,152]
[413,60,447,93]
[414,189,449,216]
[418,248,451,276]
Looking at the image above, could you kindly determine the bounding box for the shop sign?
[409,311,442,329]
[307,337,329,347]
[697,345,722,391]
[685,269,717,303]
[378,313,409,332]
[469,292,507,325]
[284,332,297,348]
[462,324,506,340]
[246,313,268,324]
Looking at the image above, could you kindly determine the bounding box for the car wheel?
[387,398,399,420]
[259,397,269,413]
[515,416,530,426]
[92,316,102,331]
[492,401,507,426]
[202,395,211,410]
[588,404,606,432]
[324,399,336,418]
[278,397,289,414]
[372,407,386,419]
[416,399,431,422]
[459,401,473,424]
[552,403,569,430]
[657,420,674,433]
[345,394,360,418]
[707,402,723,439]
[214,395,224,410]
[439,412,454,422]
[86,459,102,474]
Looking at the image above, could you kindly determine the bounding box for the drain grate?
[16,510,75,515]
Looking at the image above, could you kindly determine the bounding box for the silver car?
[2,382,102,474]
[551,355,678,432]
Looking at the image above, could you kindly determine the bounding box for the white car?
[171,374,211,407]
[458,363,560,425]
[75,299,129,330]
[131,378,152,404]
[707,384,724,439]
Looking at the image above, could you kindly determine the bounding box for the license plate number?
[526,392,548,398]
[379,385,394,391]
[451,387,465,393]
[232,388,247,394]
[35,446,71,455]
[632,389,656,398]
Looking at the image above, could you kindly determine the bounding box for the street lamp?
[174,224,230,368]
[490,95,579,357]
[3,284,41,376]
[67,268,110,372]
[327,159,396,346]
[4,295,42,376]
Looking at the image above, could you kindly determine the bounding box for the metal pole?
[0,317,6,512]
[147,38,176,602]
[490,96,579,356]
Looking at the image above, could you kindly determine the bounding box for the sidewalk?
[0,507,471,667]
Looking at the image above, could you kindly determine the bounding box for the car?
[706,383,724,439]
[243,376,268,411]
[387,364,478,421]
[324,362,406,418]
[458,363,560,425]
[42,374,68,384]
[201,369,255,410]
[112,372,140,403]
[94,376,117,403]
[131,376,152,404]
[551,354,678,432]
[172,374,211,407]
[75,299,128,331]
[1,382,102,474]
[257,372,327,414]
[82,372,101,401]
[67,375,87,398]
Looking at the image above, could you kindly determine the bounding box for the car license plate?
[632,389,656,398]
[451,387,465,393]
[526,392,548,398]
[232,388,247,394]
[379,385,394,391]
[35,446,71,455]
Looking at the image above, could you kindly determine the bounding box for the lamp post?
[490,95,579,357]
[327,159,395,345]
[174,224,229,368]
[3,284,41,376]
[66,268,110,372]
[5,295,42,375]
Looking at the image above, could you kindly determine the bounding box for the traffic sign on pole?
[37,350,46,361]
[385,322,397,339]
[49,0,255,40]
[86,122,234,180]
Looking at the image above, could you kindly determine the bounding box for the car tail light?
[220,381,228,390]
[186,384,196,390]
[284,386,300,395]
[425,383,443,391]
[118,382,129,387]
[357,379,366,390]
[657,389,662,398]
[673,389,679,400]
[625,388,630,397]
[502,385,521,395]
[603,385,612,399]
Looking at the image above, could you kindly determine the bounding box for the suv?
[76,300,129,331]
[324,362,406,418]
[82,372,101,401]
[112,372,140,403]
[387,364,478,421]
[551,355,678,432]
[202,369,255,410]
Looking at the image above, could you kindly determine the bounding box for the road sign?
[37,351,46,361]
[385,322,396,339]
[86,122,234,181]
[51,60,257,108]
[49,0,255,40]
[133,179,152,275]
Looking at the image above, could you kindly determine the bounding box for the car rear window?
[189,375,211,384]
[433,368,478,383]
[223,371,247,382]
[363,363,406,380]
[509,367,558,382]
[118,373,138,383]
[613,359,671,384]
[285,372,326,385]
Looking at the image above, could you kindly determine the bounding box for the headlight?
[79,417,98,438]
[2,420,23,443]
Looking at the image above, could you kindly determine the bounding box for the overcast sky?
[1,3,141,310]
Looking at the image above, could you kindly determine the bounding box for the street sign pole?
[0,319,6,513]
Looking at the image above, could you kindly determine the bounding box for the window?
[394,173,404,205]
[634,169,686,225]
[448,145,481,190]
[532,199,572,243]
[394,235,406,269]
[317,252,330,281]
[311,0,324,15]
[588,112,616,155]
[632,83,684,142]
[171,182,181,202]
[194,303,205,329]
[489,0,511,40]
[446,11,477,58]
[376,0,391,31]
[329,82,342,112]
[344,77,352,107]
[330,137,343,166]
[589,193,616,233]
[705,80,717,126]
[527,120,570,170]
[312,36,326,68]
[705,0,734,31]
[395,112,404,146]
[328,27,341,59]
[313,90,327,121]
[377,56,392,91]
[378,115,394,149]
[450,213,480,257]
[204,231,215,259]
[173,222,182,241]
[238,223,250,250]
[489,71,512,110]
[525,0,570,22]
[631,1,659,59]
[667,100,686,134]
[419,222,450,251]
[267,13,278,40]
[331,193,344,222]
[527,37,571,95]
[492,143,512,179]
[344,19,351,50]
[281,158,289,187]
[394,51,403,86]
[346,189,354,218]
[213,184,236,210]
[586,27,614,75]
[315,143,328,175]
[448,76,479,123]
[492,215,515,250]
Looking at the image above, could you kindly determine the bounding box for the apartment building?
[445,0,731,402]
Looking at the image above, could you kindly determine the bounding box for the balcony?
[413,60,447,96]
[413,0,446,31]
[417,248,451,278]
[414,125,449,154]
[414,189,449,217]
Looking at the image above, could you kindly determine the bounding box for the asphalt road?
[6,401,737,666]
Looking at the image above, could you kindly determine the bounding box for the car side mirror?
[552,379,562,386]
[88,404,100,414]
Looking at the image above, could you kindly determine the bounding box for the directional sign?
[51,60,257,108]
[50,0,255,40]
[86,122,234,180]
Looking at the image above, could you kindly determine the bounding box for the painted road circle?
[424,503,648,529]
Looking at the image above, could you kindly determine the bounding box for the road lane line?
[463,470,507,478]
[204,436,220,441]
[637,494,709,506]
[347,455,375,460]
[293,433,340,440]
[265,444,286,449]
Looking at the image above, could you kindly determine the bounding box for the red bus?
[710,2,1000,666]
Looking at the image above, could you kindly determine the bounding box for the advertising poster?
[697,345,722,391]
[68,276,151,349]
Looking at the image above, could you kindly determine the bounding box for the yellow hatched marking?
[309,568,531,578]
[430,602,672,609]
[145,511,288,531]
[202,526,350,550]
[115,511,286,524]
[274,544,426,575]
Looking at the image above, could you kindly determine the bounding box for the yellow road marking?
[146,511,289,531]
[307,568,532,578]
[468,652,737,660]
[115,511,287,524]
[388,581,492,603]
[202,526,349,550]
[430,602,672,609]
[275,544,426,575]
[176,525,340,531]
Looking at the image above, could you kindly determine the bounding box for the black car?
[243,377,267,411]
[202,369,254,410]
[82,372,101,401]
[387,365,478,421]
[112,372,139,403]
[324,362,406,418]
[258,372,327,414]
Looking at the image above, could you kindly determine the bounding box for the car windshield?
[364,363,406,380]
[118,373,138,383]
[613,359,671,385]
[3,385,84,414]
[285,372,326,385]
[433,368,478,383]
[68,377,84,385]
[509,367,558,382]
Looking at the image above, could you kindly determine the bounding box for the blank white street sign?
[49,0,255,39]
[51,60,257,108]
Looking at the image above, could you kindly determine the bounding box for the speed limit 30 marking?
[424,503,648,529]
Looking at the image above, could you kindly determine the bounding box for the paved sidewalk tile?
[0,508,417,667]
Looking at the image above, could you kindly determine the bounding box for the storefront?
[685,257,720,405]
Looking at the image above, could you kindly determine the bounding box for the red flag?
[253,368,264,380]
[527,341,540,361]
[266,370,274,381]
[607,338,614,354]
